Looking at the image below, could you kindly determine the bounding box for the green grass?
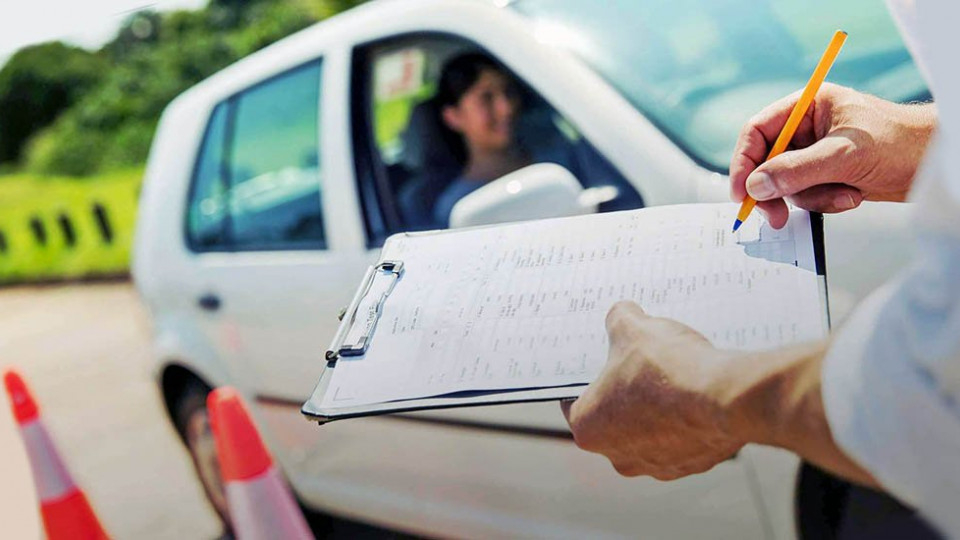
[0,169,142,284]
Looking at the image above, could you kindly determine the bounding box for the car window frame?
[183,57,327,254]
[349,31,641,248]
[351,32,501,249]
[349,46,394,249]
[184,100,232,252]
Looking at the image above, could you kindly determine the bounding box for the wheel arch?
[159,362,218,444]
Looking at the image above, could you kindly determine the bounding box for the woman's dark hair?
[434,52,510,166]
[436,52,504,108]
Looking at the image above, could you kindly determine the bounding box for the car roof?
[165,0,508,117]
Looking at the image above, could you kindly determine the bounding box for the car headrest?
[399,97,461,173]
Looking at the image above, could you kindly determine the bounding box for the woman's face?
[442,68,520,153]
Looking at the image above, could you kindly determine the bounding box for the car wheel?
[171,378,399,539]
[172,380,232,536]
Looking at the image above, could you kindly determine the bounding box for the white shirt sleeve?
[821,137,960,537]
[825,3,960,534]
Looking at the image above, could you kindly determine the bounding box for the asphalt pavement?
[0,282,221,538]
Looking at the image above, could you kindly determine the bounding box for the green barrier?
[0,169,142,284]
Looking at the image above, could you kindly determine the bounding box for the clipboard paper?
[303,204,827,423]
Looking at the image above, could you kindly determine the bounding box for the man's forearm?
[714,340,880,488]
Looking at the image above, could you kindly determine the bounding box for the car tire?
[171,379,233,537]
[171,378,412,539]
[170,378,354,539]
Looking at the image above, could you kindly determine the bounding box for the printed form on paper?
[321,204,825,408]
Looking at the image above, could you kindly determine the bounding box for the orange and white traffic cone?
[207,387,313,540]
[2,369,109,540]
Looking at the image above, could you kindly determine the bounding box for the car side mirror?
[448,163,618,229]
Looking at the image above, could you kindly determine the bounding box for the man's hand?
[561,302,744,480]
[730,83,936,228]
[563,301,878,487]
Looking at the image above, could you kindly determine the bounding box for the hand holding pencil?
[730,30,938,231]
[731,30,847,231]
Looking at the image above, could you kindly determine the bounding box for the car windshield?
[510,0,929,172]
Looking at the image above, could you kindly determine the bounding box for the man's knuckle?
[610,300,634,316]
[685,460,717,476]
[605,302,633,332]
[737,122,757,147]
[572,428,599,452]
[566,410,598,451]
[611,459,642,477]
[650,469,684,481]
[839,136,859,157]
[571,432,588,450]
[746,111,768,131]
[773,155,797,189]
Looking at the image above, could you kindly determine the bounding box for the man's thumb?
[746,136,853,201]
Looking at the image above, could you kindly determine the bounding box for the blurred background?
[0,1,364,537]
[0,0,362,285]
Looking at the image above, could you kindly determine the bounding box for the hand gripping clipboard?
[301,208,831,425]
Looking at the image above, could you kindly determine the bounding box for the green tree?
[0,42,105,165]
[18,0,367,176]
[101,11,162,63]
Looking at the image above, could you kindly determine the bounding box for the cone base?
[41,490,109,540]
[225,467,312,540]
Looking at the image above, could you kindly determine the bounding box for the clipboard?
[302,207,830,425]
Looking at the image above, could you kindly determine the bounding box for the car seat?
[396,98,462,230]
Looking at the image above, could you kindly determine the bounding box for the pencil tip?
[732,220,742,233]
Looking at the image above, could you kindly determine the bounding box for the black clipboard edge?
[809,211,832,330]
[301,383,584,425]
[810,212,827,277]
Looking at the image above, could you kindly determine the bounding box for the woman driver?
[432,53,532,226]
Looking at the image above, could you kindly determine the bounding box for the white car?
[134,0,926,537]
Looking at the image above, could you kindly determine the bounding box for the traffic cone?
[207,387,313,540]
[2,369,109,540]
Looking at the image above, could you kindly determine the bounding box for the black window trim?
[350,46,392,249]
[184,100,230,253]
[184,57,327,254]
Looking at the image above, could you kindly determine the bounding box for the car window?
[354,35,644,242]
[186,102,230,250]
[186,60,325,252]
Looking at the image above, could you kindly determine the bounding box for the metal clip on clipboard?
[325,260,404,361]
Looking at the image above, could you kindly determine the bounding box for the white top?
[822,1,960,536]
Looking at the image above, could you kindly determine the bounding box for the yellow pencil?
[732,29,848,232]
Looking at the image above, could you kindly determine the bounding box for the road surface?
[0,282,221,538]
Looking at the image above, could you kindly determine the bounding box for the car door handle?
[198,293,221,312]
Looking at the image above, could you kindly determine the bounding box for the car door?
[183,56,373,401]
